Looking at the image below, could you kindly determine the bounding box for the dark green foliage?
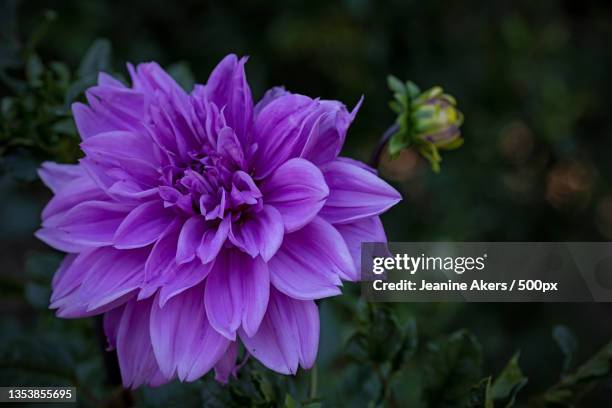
[422,330,483,408]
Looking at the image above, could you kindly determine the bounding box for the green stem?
[309,363,318,400]
[369,123,400,168]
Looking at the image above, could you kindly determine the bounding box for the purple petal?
[140,219,182,299]
[150,285,230,380]
[269,217,346,299]
[197,217,230,264]
[41,176,107,227]
[319,158,401,224]
[240,289,318,374]
[80,130,157,164]
[261,158,328,233]
[204,249,270,340]
[103,305,124,350]
[72,102,115,140]
[251,94,354,178]
[35,228,94,253]
[114,201,176,249]
[335,216,386,275]
[38,162,84,194]
[81,131,160,188]
[115,298,169,388]
[214,342,238,384]
[291,295,319,368]
[176,216,207,264]
[50,247,149,317]
[300,97,362,166]
[128,62,186,98]
[204,250,243,340]
[158,259,214,307]
[228,205,284,261]
[53,201,133,247]
[254,86,289,117]
[240,254,269,337]
[205,54,253,142]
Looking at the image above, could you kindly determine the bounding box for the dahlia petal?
[261,158,329,232]
[251,94,354,178]
[77,247,149,312]
[52,289,135,319]
[84,88,146,135]
[250,93,316,178]
[41,176,106,227]
[35,228,93,253]
[214,342,238,384]
[240,289,317,375]
[335,216,386,274]
[269,218,347,299]
[300,97,362,166]
[291,297,319,368]
[204,250,243,340]
[253,86,289,117]
[176,216,207,264]
[204,249,269,340]
[54,201,133,247]
[319,158,402,224]
[115,298,168,388]
[98,72,125,88]
[268,251,342,301]
[150,285,230,380]
[140,220,182,299]
[228,205,283,261]
[158,259,214,307]
[206,54,253,142]
[49,253,82,303]
[87,85,146,122]
[217,127,247,170]
[103,305,124,350]
[80,130,156,163]
[81,131,160,187]
[114,201,176,249]
[128,62,186,98]
[197,217,230,264]
[38,162,84,194]
[72,102,116,140]
[278,217,358,288]
[50,247,148,317]
[181,323,230,382]
[240,254,269,337]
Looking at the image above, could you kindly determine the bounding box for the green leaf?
[77,39,112,78]
[284,394,299,408]
[466,377,494,408]
[540,340,612,406]
[26,54,44,87]
[568,340,612,383]
[552,325,578,374]
[491,352,527,408]
[387,75,406,95]
[422,330,483,408]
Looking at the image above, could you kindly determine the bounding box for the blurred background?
[1,0,612,406]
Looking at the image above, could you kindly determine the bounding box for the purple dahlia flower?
[36,54,401,388]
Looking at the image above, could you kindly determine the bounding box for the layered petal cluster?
[37,55,401,388]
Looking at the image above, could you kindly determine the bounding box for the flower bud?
[387,76,464,172]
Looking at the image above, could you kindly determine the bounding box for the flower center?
[157,148,262,220]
